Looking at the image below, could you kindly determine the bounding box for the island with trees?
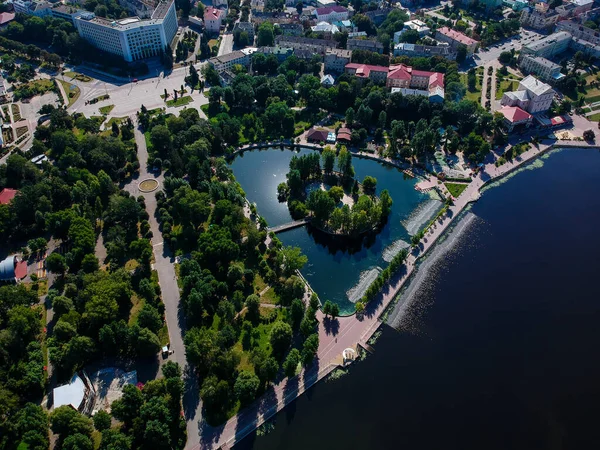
[277,147,393,237]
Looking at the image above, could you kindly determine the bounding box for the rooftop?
[209,50,247,64]
[437,26,478,45]
[500,105,532,123]
[523,31,571,51]
[0,12,14,25]
[345,63,389,78]
[0,188,17,205]
[151,0,172,19]
[53,373,86,411]
[315,5,348,15]
[520,75,553,96]
[204,6,223,20]
[523,55,561,69]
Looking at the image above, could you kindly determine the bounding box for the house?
[12,0,52,17]
[499,106,532,131]
[393,19,430,43]
[306,128,332,143]
[557,20,600,45]
[332,20,355,33]
[387,64,445,102]
[52,372,96,415]
[347,38,384,54]
[337,127,352,142]
[500,75,555,114]
[324,48,352,74]
[0,12,15,27]
[435,27,478,55]
[344,63,389,83]
[519,55,564,83]
[204,6,224,34]
[277,22,303,36]
[321,74,335,86]
[393,43,455,60]
[313,5,349,22]
[233,22,255,44]
[0,188,17,205]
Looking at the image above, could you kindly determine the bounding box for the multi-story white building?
[393,19,430,43]
[519,55,564,83]
[324,48,351,74]
[313,5,349,22]
[204,6,224,34]
[275,35,338,53]
[520,31,572,59]
[208,49,253,72]
[393,43,455,60]
[557,20,600,45]
[520,5,559,31]
[50,4,87,24]
[501,75,555,114]
[12,0,52,17]
[74,0,177,62]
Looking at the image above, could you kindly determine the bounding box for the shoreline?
[194,141,599,450]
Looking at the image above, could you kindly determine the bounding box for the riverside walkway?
[193,136,599,450]
[268,218,311,233]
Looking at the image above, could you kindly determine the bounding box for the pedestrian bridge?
[268,218,311,234]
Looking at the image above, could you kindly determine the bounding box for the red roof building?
[0,12,15,27]
[499,106,532,131]
[435,27,479,55]
[306,129,330,142]
[345,63,389,83]
[0,188,17,205]
[337,127,352,142]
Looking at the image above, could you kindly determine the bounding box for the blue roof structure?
[0,255,16,281]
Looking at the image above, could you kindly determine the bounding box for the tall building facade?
[74,0,177,62]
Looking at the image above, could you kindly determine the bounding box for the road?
[218,33,234,56]
[472,28,545,67]
[126,126,204,448]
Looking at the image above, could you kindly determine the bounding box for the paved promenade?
[191,138,598,449]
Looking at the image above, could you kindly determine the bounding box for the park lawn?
[57,79,80,107]
[16,126,28,138]
[208,39,219,49]
[495,79,519,100]
[260,287,279,305]
[11,104,21,121]
[445,182,468,198]
[166,96,193,107]
[461,72,482,103]
[587,112,600,121]
[99,104,115,115]
[128,294,144,326]
[64,71,92,82]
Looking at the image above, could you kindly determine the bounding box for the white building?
[393,19,430,43]
[500,75,555,114]
[520,31,572,59]
[208,49,252,72]
[519,55,564,83]
[324,48,351,74]
[311,21,339,34]
[74,0,177,62]
[204,6,224,34]
[12,0,52,17]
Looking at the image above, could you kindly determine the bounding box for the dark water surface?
[234,148,600,450]
[230,148,438,314]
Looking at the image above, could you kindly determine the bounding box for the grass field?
[99,104,115,115]
[166,96,193,107]
[495,79,519,100]
[57,79,80,107]
[461,72,482,103]
[11,104,21,122]
[63,71,92,82]
[445,182,468,198]
[587,112,600,121]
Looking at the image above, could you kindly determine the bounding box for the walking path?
[268,218,311,233]
[128,123,204,449]
[191,137,599,450]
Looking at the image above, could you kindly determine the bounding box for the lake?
[230,147,441,314]
[234,148,600,450]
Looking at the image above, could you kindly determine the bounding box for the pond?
[230,147,442,314]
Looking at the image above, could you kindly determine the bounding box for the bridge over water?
[268,218,312,234]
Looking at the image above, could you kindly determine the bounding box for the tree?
[234,371,260,405]
[279,246,308,276]
[290,299,305,330]
[328,186,344,204]
[337,147,354,179]
[302,333,319,365]
[270,321,293,358]
[257,22,274,46]
[345,107,354,127]
[111,384,143,426]
[362,176,377,194]
[245,294,260,323]
[283,348,301,377]
[321,147,336,174]
[583,129,595,141]
[322,300,334,317]
[63,433,93,450]
[456,44,468,64]
[306,189,335,225]
[93,410,111,431]
[46,252,67,274]
[50,405,79,436]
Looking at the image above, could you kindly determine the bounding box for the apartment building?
[277,22,303,36]
[204,6,224,34]
[434,27,478,55]
[519,55,564,83]
[233,22,255,43]
[208,50,251,72]
[365,7,393,26]
[347,38,384,54]
[275,35,338,53]
[12,0,52,17]
[50,4,86,24]
[557,20,600,45]
[520,6,559,31]
[500,75,555,114]
[74,0,177,62]
[387,63,445,102]
[520,31,572,59]
[393,19,430,43]
[393,43,455,60]
[344,63,389,83]
[324,48,351,74]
